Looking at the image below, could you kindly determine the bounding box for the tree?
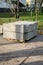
[16,0,20,18]
[5,0,19,18]
[35,0,42,20]
[7,0,16,16]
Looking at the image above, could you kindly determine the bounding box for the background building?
[26,0,35,11]
[0,0,26,12]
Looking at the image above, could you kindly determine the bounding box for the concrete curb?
[0,25,3,35]
[38,30,43,35]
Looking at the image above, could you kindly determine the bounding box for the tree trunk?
[16,0,19,18]
[35,0,42,20]
[6,0,15,16]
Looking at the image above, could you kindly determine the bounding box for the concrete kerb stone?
[0,25,3,35]
[3,21,37,42]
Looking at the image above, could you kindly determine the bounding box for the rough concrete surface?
[0,35,43,65]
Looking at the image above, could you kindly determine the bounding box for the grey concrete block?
[24,30,37,40]
[0,25,3,34]
[3,21,37,41]
[3,32,24,41]
[3,30,37,41]
[3,23,24,33]
[3,21,37,33]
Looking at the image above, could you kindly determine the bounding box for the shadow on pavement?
[0,46,43,62]
[26,35,43,43]
[0,35,43,45]
[21,61,43,65]
[0,42,19,45]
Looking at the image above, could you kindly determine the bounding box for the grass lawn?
[0,12,43,30]
[0,13,16,24]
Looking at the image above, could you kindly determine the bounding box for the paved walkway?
[0,35,43,65]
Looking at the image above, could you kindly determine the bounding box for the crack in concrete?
[19,51,33,65]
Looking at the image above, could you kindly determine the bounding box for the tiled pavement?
[0,35,43,65]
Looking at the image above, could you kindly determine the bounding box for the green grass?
[0,18,16,24]
[20,12,43,30]
[0,13,11,18]
[20,12,43,21]
[0,12,16,24]
[0,12,43,30]
[38,21,43,30]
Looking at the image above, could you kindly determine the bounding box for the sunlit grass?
[0,12,43,30]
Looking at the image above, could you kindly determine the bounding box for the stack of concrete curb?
[3,21,37,42]
[0,25,3,34]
